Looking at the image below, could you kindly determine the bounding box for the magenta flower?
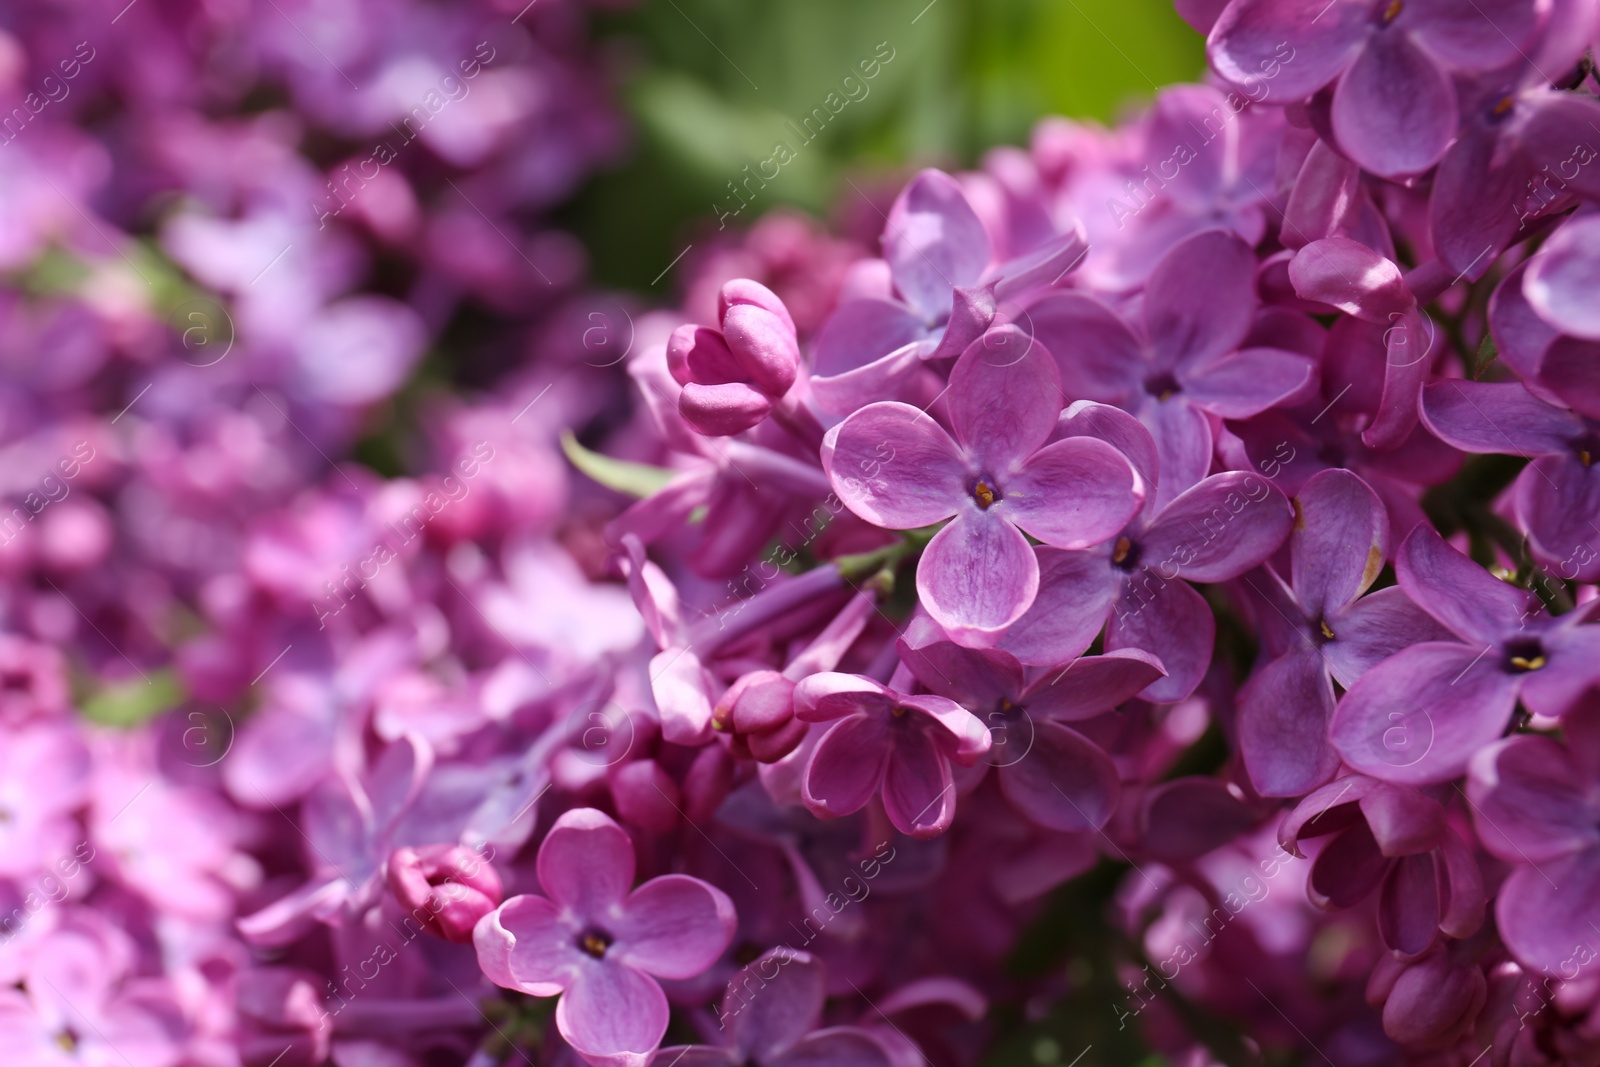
[1329,525,1600,784]
[475,808,736,1067]
[1468,718,1600,974]
[1000,403,1293,702]
[824,327,1144,642]
[809,169,1087,414]
[794,672,991,838]
[659,949,894,1067]
[1237,469,1447,797]
[1280,775,1484,959]
[1028,229,1315,505]
[1208,0,1546,177]
[667,279,801,437]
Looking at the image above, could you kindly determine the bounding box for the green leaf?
[560,431,677,499]
[81,669,186,729]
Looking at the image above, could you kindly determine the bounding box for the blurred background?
[569,0,1203,289]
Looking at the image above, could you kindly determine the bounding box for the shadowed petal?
[998,548,1119,666]
[1421,379,1580,456]
[998,721,1119,831]
[1107,574,1215,703]
[1323,586,1452,687]
[1518,455,1600,583]
[724,950,825,1062]
[775,1028,896,1067]
[1293,468,1389,618]
[1521,623,1600,719]
[802,715,890,819]
[556,961,670,1067]
[1208,0,1367,100]
[1239,649,1339,798]
[1026,292,1145,402]
[1496,848,1600,976]
[1467,735,1600,864]
[1141,472,1293,583]
[1397,525,1534,642]
[1378,853,1440,958]
[1332,33,1455,178]
[1022,649,1167,721]
[1141,397,1214,510]
[882,725,956,837]
[1144,229,1258,370]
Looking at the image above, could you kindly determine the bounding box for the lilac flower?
[1467,718,1600,974]
[897,622,1164,831]
[824,327,1144,641]
[1280,775,1483,957]
[1001,403,1293,702]
[1028,229,1315,504]
[0,721,90,880]
[809,169,1087,414]
[794,672,991,838]
[1237,469,1447,797]
[1329,524,1600,784]
[475,808,736,1067]
[659,949,894,1067]
[1208,0,1546,177]
[667,280,801,437]
[1421,377,1600,581]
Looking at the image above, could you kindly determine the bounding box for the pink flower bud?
[671,279,800,436]
[1378,951,1487,1050]
[385,844,502,944]
[610,758,681,833]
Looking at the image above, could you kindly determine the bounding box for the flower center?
[972,480,998,509]
[1381,0,1402,22]
[1144,372,1181,401]
[1492,94,1515,117]
[1504,637,1547,673]
[891,706,909,718]
[1319,619,1336,641]
[1111,536,1142,571]
[578,929,613,959]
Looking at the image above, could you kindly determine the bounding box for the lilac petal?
[475,894,577,997]
[614,875,736,980]
[651,648,716,746]
[1293,468,1388,618]
[1538,337,1600,420]
[680,382,773,437]
[998,548,1118,666]
[901,694,993,763]
[1279,775,1381,853]
[1406,0,1543,69]
[775,1029,895,1067]
[876,978,987,1019]
[722,303,798,395]
[537,809,636,914]
[1322,586,1452,688]
[1141,471,1293,583]
[723,951,824,1062]
[1025,292,1145,402]
[1419,379,1580,456]
[994,228,1089,300]
[1430,124,1524,282]
[824,403,965,529]
[1287,237,1413,323]
[1021,649,1167,721]
[998,721,1119,831]
[1328,642,1522,785]
[1144,229,1258,371]
[1520,95,1600,202]
[1378,853,1441,958]
[1006,437,1142,548]
[1521,623,1600,719]
[884,169,991,321]
[882,725,956,838]
[896,633,1025,709]
[1141,398,1214,510]
[1397,524,1534,642]
[1182,346,1316,418]
[1331,33,1455,178]
[1107,574,1215,703]
[916,513,1040,641]
[793,673,895,723]
[1363,303,1440,451]
[1208,0,1367,104]
[802,715,890,819]
[811,300,927,380]
[556,962,670,1067]
[1059,401,1160,492]
[928,285,998,360]
[1467,735,1600,864]
[1308,823,1390,908]
[1140,777,1259,859]
[1238,649,1339,798]
[1436,827,1485,939]
[948,326,1063,468]
[1496,847,1600,975]
[1283,140,1363,251]
[1489,258,1561,385]
[1518,455,1600,583]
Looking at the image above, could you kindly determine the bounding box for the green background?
[562,0,1205,292]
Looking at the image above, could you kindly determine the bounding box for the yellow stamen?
[1383,0,1403,21]
[974,481,996,509]
[1583,450,1593,467]
[1492,95,1515,116]
[891,706,908,718]
[1112,537,1132,564]
[1510,655,1546,671]
[1319,619,1336,640]
[1292,498,1305,531]
[581,933,610,958]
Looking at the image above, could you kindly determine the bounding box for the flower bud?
[385,844,502,944]
[712,670,804,762]
[1375,950,1486,1050]
[610,758,681,833]
[670,279,800,437]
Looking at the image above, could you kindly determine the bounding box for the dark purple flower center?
[1144,372,1181,401]
[578,928,614,958]
[1571,430,1600,467]
[971,478,1000,509]
[1111,536,1142,571]
[1502,637,1547,673]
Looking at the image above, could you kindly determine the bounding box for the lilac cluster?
[15,0,1600,1063]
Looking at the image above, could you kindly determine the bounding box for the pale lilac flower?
[475,808,736,1067]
